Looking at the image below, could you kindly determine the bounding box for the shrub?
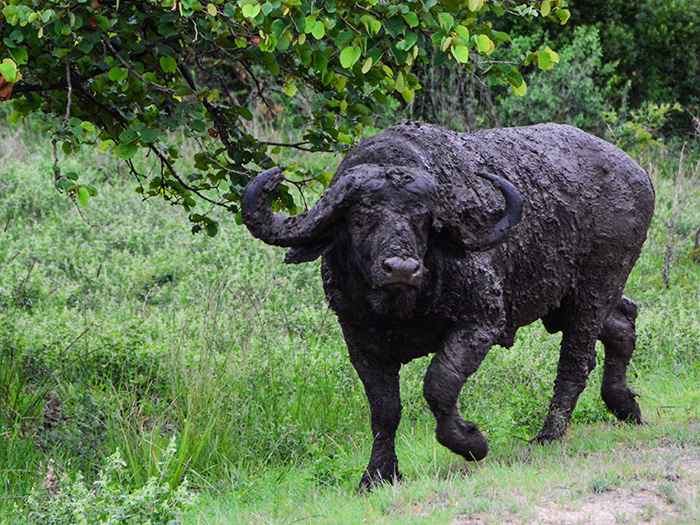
[18,444,197,525]
[496,26,622,135]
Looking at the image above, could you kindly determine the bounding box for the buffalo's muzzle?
[381,257,424,287]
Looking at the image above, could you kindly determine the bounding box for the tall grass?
[1,118,699,523]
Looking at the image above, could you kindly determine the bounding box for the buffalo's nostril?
[382,257,423,285]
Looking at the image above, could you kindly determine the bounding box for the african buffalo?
[241,122,655,491]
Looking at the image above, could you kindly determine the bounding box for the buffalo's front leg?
[423,327,493,462]
[348,348,402,491]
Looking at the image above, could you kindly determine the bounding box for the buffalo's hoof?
[534,412,568,444]
[358,466,402,493]
[436,419,489,461]
[602,384,644,425]
[532,430,560,445]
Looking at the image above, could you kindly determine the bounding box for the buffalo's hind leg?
[423,327,493,463]
[536,322,599,444]
[599,296,643,424]
[347,345,403,492]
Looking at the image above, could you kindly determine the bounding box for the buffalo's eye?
[412,213,430,233]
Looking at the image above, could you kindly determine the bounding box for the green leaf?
[476,34,494,55]
[540,0,551,17]
[158,21,178,38]
[396,32,418,51]
[403,12,419,28]
[77,186,90,206]
[108,67,128,83]
[438,12,454,31]
[401,87,415,103]
[556,8,570,24]
[468,0,484,12]
[160,56,178,73]
[0,59,19,83]
[311,21,325,39]
[205,221,219,236]
[334,31,355,48]
[492,31,511,43]
[395,70,405,92]
[238,107,254,121]
[283,83,298,97]
[119,129,139,143]
[241,3,261,19]
[9,47,28,65]
[139,127,161,144]
[545,47,559,68]
[115,142,139,159]
[339,46,361,69]
[507,72,527,96]
[271,19,286,37]
[451,44,469,63]
[454,25,469,40]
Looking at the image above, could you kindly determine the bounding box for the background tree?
[0,0,568,234]
[411,0,700,140]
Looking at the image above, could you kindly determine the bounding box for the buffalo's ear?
[430,222,467,256]
[284,240,333,264]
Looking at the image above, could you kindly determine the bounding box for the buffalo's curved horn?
[241,166,346,247]
[467,172,524,251]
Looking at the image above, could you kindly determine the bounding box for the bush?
[18,444,197,525]
[496,26,622,134]
[602,102,684,158]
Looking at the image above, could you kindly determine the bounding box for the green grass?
[1,120,699,523]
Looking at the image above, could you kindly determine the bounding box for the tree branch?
[260,140,326,153]
[61,56,73,128]
[99,30,176,95]
[339,16,363,36]
[147,143,229,208]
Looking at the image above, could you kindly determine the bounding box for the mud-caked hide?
[241,122,655,491]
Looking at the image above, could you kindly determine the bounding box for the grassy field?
[1,120,699,524]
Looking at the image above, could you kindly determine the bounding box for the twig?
[140,283,159,318]
[260,140,321,153]
[238,59,275,113]
[355,4,382,17]
[52,138,61,190]
[75,84,129,128]
[62,56,73,128]
[147,143,229,208]
[661,151,700,285]
[99,30,176,95]
[68,191,97,228]
[60,327,91,357]
[285,516,325,524]
[16,259,36,297]
[339,15,363,36]
[53,59,74,190]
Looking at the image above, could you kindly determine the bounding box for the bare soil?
[454,443,700,524]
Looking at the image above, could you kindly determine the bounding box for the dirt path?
[453,439,700,524]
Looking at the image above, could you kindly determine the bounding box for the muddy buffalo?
[241,122,655,490]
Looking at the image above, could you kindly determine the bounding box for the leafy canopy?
[1,0,568,234]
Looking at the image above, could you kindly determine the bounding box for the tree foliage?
[568,0,700,113]
[1,0,568,233]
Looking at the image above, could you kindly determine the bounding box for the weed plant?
[1,118,699,523]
